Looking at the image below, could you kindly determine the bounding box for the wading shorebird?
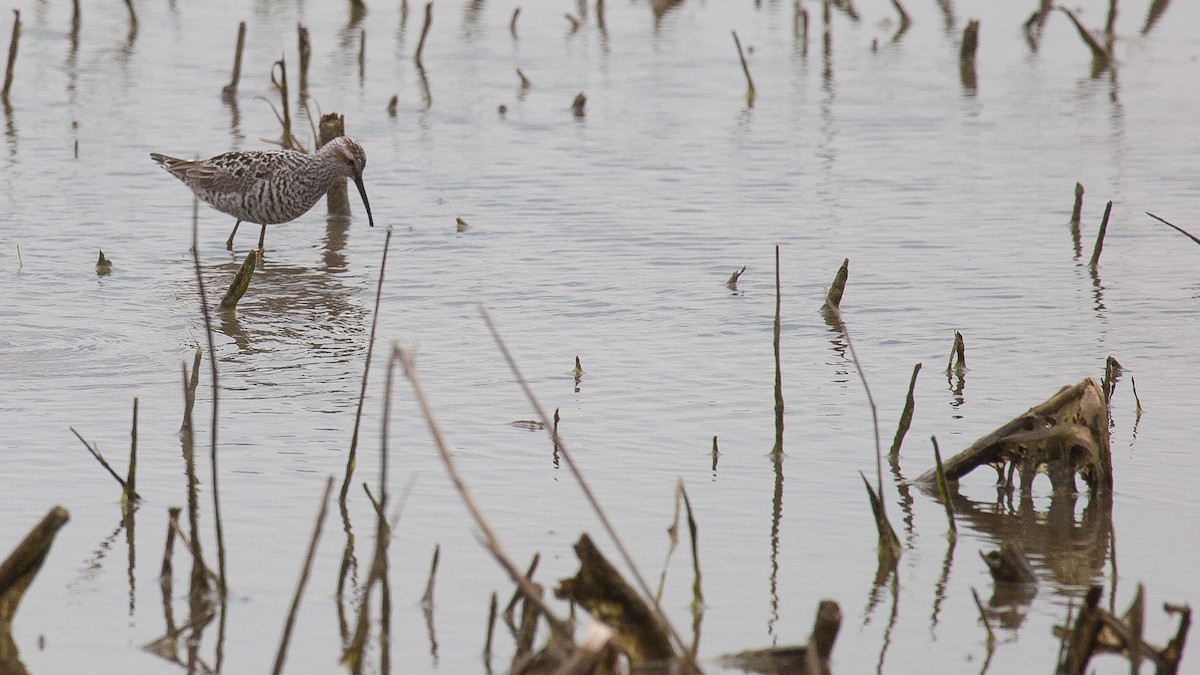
[150,136,374,251]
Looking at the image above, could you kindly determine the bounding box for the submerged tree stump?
[916,378,1111,494]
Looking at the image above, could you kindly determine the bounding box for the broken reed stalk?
[70,0,79,51]
[318,114,351,217]
[420,544,440,608]
[160,507,181,579]
[731,31,755,100]
[70,427,142,501]
[477,310,697,664]
[946,330,965,373]
[1070,183,1085,226]
[930,436,956,536]
[297,25,311,98]
[1056,7,1112,72]
[516,68,531,89]
[772,246,784,456]
[888,363,921,459]
[340,227,393,503]
[510,7,520,39]
[2,9,19,103]
[270,57,299,152]
[415,2,432,65]
[126,398,139,503]
[1104,0,1118,37]
[218,249,258,312]
[393,346,575,645]
[222,21,246,99]
[271,476,334,675]
[1145,212,1200,246]
[824,258,849,309]
[190,183,228,600]
[1131,376,1143,415]
[0,506,70,621]
[1088,200,1113,269]
[959,19,979,65]
[726,265,746,290]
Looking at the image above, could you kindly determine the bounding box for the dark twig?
[1089,200,1113,269]
[1146,212,1200,246]
[732,30,755,102]
[71,427,141,501]
[2,9,20,103]
[341,228,393,503]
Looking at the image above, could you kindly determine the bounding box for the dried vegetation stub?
[918,378,1111,494]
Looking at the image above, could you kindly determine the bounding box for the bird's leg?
[256,224,267,255]
[225,219,241,250]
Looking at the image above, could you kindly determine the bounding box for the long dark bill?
[353,175,375,227]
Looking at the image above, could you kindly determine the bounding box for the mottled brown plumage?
[151,136,373,249]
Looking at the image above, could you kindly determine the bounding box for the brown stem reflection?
[766,448,784,642]
[937,486,1113,631]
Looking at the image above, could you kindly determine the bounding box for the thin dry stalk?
[772,247,784,456]
[341,227,393,502]
[1131,377,1143,415]
[794,1,809,53]
[1089,201,1114,269]
[393,346,575,643]
[415,2,432,64]
[731,31,755,101]
[270,57,301,152]
[888,363,921,459]
[126,398,139,502]
[70,0,79,51]
[2,9,20,103]
[1104,0,1118,37]
[931,437,956,536]
[1145,212,1200,246]
[161,507,181,580]
[190,181,228,600]
[477,311,698,666]
[71,427,141,501]
[510,7,520,39]
[272,476,335,675]
[827,300,900,565]
[517,68,531,89]
[221,22,246,99]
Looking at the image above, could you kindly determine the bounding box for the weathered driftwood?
[981,540,1037,585]
[916,378,1111,494]
[717,600,842,675]
[1055,585,1191,675]
[554,534,674,668]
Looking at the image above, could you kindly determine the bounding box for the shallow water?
[2,0,1199,673]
